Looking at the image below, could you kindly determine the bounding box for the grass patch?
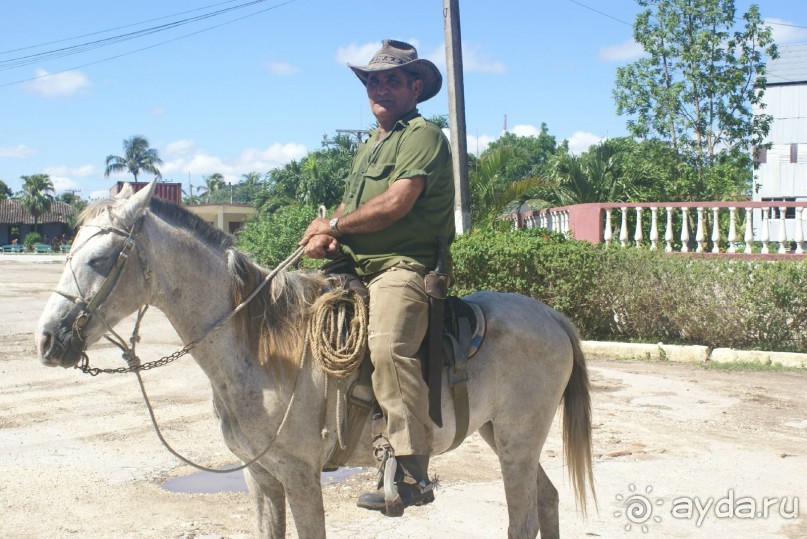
[701,359,807,372]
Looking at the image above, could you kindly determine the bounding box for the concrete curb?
[0,254,66,263]
[582,341,807,368]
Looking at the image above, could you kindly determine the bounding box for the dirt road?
[1,258,805,538]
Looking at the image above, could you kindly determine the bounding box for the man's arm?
[299,176,425,250]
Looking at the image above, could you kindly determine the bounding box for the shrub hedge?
[23,232,42,252]
[451,228,807,353]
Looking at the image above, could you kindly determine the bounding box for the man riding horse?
[300,39,454,512]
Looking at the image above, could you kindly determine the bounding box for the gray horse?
[35,181,595,538]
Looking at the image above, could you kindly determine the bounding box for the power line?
[0,0,244,56]
[0,0,274,71]
[566,0,632,26]
[566,0,807,31]
[0,0,295,89]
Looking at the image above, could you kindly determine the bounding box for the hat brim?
[348,59,442,103]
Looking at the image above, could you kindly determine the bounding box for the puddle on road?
[162,465,369,494]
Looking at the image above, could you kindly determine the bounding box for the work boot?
[356,455,435,514]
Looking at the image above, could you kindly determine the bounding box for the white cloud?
[23,69,90,97]
[467,134,495,155]
[150,106,167,116]
[511,124,543,138]
[426,43,506,74]
[336,40,505,76]
[599,39,645,62]
[767,18,807,46]
[266,61,299,75]
[0,144,35,158]
[441,129,495,156]
[335,42,381,66]
[160,142,308,182]
[165,139,195,156]
[40,165,97,195]
[460,44,506,74]
[49,176,82,194]
[43,164,96,177]
[89,190,110,201]
[567,131,604,155]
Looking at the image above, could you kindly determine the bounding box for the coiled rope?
[307,286,368,449]
[308,288,368,379]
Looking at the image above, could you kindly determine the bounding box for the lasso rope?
[307,286,368,449]
[308,288,368,379]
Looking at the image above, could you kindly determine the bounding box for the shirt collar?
[395,108,420,128]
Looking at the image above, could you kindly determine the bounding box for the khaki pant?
[364,263,431,455]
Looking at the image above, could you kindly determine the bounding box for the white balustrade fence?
[511,202,807,255]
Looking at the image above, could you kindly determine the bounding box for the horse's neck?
[143,219,245,366]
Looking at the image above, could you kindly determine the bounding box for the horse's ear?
[118,180,156,227]
[116,182,135,199]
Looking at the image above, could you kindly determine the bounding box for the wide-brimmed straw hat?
[348,39,442,103]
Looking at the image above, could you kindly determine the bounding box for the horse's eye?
[89,256,111,273]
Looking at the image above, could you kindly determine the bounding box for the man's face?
[366,68,422,127]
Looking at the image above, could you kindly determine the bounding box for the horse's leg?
[536,464,560,539]
[492,421,542,539]
[245,467,286,538]
[282,461,326,539]
[479,422,559,538]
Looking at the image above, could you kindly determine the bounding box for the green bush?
[235,204,324,269]
[23,232,41,252]
[451,228,807,353]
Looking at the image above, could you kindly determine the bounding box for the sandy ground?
[1,257,805,538]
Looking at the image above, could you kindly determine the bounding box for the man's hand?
[303,233,341,259]
[300,217,332,247]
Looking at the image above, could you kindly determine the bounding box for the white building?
[754,44,807,220]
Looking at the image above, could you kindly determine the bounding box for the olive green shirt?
[340,109,455,276]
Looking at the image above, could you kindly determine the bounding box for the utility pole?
[187,172,194,205]
[443,0,472,234]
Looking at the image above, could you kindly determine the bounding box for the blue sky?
[2,0,807,199]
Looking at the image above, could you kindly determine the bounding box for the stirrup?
[357,455,436,516]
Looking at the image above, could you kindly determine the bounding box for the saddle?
[321,271,486,469]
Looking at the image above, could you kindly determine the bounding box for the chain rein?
[63,220,308,474]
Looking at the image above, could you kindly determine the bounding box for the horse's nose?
[35,328,58,366]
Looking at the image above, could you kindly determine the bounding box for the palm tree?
[470,147,552,229]
[197,173,225,202]
[238,171,264,205]
[547,141,636,206]
[20,174,54,232]
[104,135,164,181]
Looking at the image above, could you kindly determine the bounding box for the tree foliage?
[56,192,88,230]
[470,146,552,229]
[261,134,356,212]
[105,135,164,181]
[0,179,12,199]
[197,173,225,203]
[20,174,54,232]
[235,203,321,268]
[614,0,776,194]
[482,124,559,182]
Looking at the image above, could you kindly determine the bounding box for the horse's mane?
[81,194,327,373]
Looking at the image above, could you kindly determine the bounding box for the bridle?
[51,210,308,473]
[54,215,151,367]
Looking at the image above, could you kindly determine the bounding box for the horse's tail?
[550,310,597,515]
